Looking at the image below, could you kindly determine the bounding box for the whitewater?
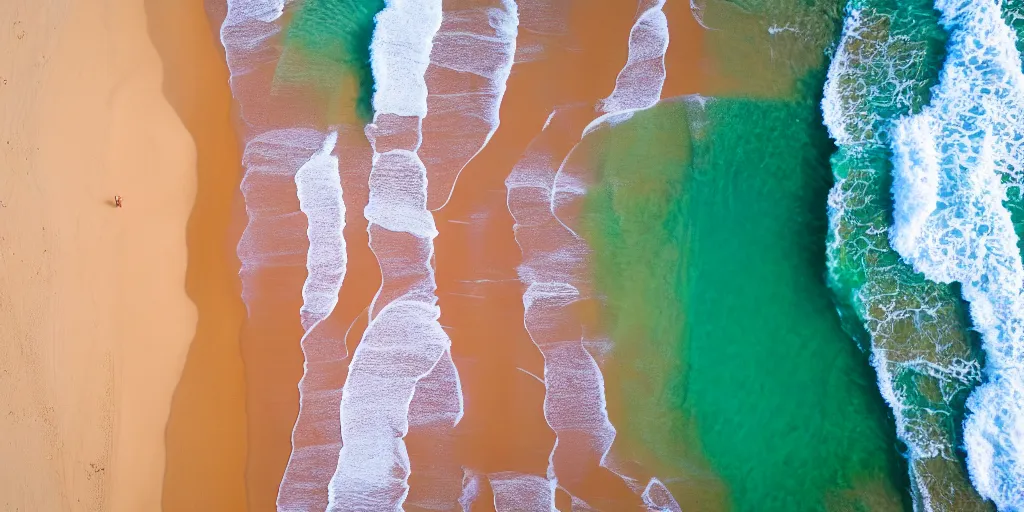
[887,0,1024,508]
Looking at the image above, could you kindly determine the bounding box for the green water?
[275,0,383,121]
[582,89,909,510]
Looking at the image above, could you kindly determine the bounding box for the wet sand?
[0,0,204,509]
[146,1,250,511]
[431,0,627,495]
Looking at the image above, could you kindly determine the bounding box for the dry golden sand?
[0,0,202,510]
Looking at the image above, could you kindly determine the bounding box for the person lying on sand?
[114,195,122,208]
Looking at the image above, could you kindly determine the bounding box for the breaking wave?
[888,0,1024,507]
[822,1,989,509]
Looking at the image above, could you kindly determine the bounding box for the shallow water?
[582,95,910,511]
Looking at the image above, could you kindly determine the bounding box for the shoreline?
[147,0,250,511]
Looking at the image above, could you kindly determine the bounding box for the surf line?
[325,0,463,510]
[505,0,682,509]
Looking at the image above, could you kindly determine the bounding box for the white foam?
[889,116,940,259]
[641,477,683,512]
[220,3,358,510]
[370,0,444,118]
[419,0,519,210]
[405,348,465,510]
[820,9,861,148]
[488,472,557,511]
[328,1,463,509]
[220,0,287,126]
[328,300,455,511]
[888,0,1024,507]
[821,7,937,152]
[459,468,484,511]
[584,0,669,136]
[821,6,999,509]
[296,132,345,332]
[278,130,353,512]
[238,128,334,309]
[363,148,438,238]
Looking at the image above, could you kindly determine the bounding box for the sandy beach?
[0,0,242,510]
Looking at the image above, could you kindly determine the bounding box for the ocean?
[213,0,1024,509]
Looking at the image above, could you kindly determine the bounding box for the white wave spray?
[220,2,354,509]
[419,0,519,210]
[326,1,466,510]
[888,0,1024,508]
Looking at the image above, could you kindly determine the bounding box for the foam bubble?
[364,148,438,238]
[889,116,940,259]
[278,130,352,511]
[821,4,995,508]
[328,1,463,509]
[584,0,668,136]
[488,472,557,511]
[888,0,1024,507]
[328,300,454,511]
[370,0,443,117]
[405,349,465,509]
[296,133,346,332]
[238,128,334,309]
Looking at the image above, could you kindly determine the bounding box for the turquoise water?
[579,0,923,508]
[275,0,383,121]
[254,0,1024,508]
[583,91,910,510]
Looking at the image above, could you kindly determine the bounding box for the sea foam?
[584,0,668,136]
[296,134,346,333]
[326,1,466,510]
[505,0,679,507]
[821,4,992,508]
[888,0,1024,507]
[419,0,519,210]
[221,1,356,509]
[280,129,353,512]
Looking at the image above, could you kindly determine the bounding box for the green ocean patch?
[274,0,384,122]
[581,91,909,511]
